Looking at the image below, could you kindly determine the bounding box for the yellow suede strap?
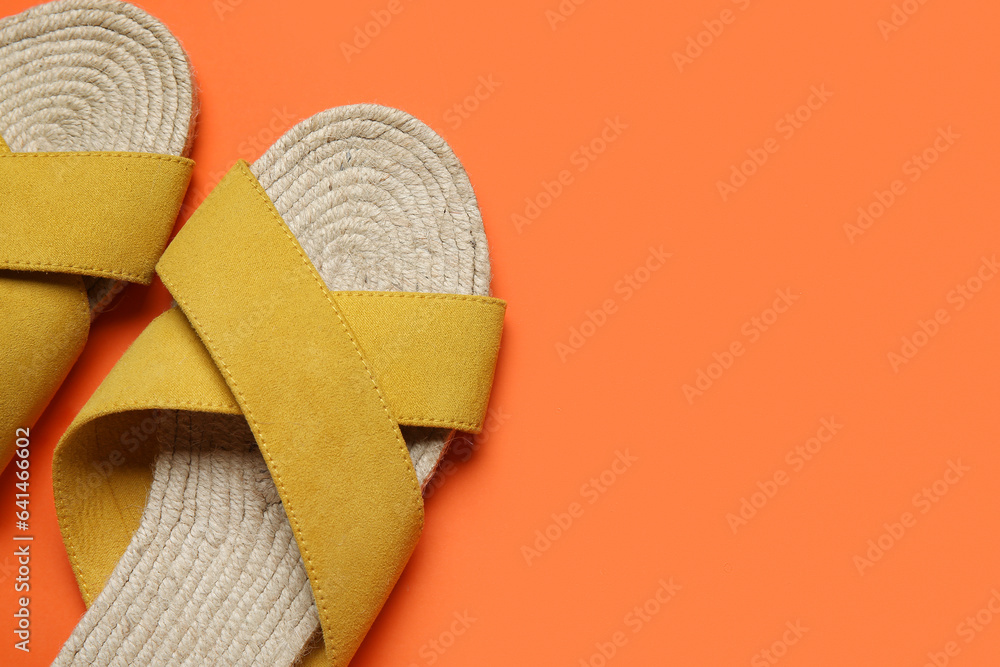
[0,137,189,471]
[0,150,193,283]
[331,291,505,431]
[154,160,504,665]
[0,271,90,471]
[53,306,243,606]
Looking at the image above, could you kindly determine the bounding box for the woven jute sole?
[54,104,492,666]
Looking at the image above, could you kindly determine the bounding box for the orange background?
[3,0,1000,664]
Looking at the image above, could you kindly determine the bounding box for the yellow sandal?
[52,105,504,667]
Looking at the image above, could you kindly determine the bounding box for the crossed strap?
[52,161,505,667]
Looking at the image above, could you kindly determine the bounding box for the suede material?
[156,160,429,666]
[0,270,89,469]
[53,160,504,667]
[0,140,191,471]
[0,151,193,283]
[52,294,500,606]
[52,307,242,605]
[333,291,505,432]
[52,288,504,605]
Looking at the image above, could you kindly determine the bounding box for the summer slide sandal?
[0,0,195,470]
[52,104,505,666]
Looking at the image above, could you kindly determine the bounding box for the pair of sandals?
[0,1,504,665]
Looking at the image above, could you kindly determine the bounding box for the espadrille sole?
[52,104,500,667]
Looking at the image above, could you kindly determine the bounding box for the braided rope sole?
[55,104,492,666]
